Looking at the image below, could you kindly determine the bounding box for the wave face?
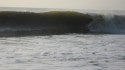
[88,14,125,34]
[0,11,92,37]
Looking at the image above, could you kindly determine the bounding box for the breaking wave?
[88,14,125,34]
[0,10,125,37]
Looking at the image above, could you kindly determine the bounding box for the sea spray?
[88,14,125,34]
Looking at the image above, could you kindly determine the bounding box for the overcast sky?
[0,0,125,10]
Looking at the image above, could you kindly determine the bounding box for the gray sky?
[0,0,125,10]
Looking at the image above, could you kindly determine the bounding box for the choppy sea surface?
[0,34,125,70]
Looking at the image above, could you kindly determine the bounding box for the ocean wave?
[0,11,125,37]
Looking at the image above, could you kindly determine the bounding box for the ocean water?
[0,7,125,70]
[0,34,125,70]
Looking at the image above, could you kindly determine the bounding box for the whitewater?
[0,34,125,70]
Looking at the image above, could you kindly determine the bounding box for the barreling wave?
[0,10,125,37]
[88,14,125,34]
